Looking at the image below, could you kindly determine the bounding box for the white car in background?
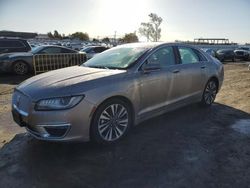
[80,46,109,59]
[70,42,83,51]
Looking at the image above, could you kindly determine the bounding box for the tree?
[122,33,139,43]
[92,38,99,42]
[102,37,110,43]
[71,32,89,41]
[53,30,62,39]
[47,32,54,39]
[139,13,163,42]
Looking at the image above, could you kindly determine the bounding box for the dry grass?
[216,63,250,113]
[0,85,14,113]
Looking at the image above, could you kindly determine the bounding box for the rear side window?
[0,40,25,48]
[40,47,62,54]
[95,47,107,53]
[61,48,75,53]
[178,47,199,64]
[193,49,208,61]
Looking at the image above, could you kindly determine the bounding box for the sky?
[0,0,249,44]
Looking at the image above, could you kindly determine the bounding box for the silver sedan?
[12,43,224,144]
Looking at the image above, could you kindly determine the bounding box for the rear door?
[167,46,207,102]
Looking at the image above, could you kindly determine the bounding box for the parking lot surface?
[0,63,250,188]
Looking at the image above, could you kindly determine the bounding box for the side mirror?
[141,62,161,74]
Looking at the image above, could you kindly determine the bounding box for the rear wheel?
[12,61,29,75]
[201,79,218,106]
[90,99,132,144]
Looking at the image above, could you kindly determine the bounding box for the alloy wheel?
[204,81,217,105]
[98,104,129,141]
[13,62,28,75]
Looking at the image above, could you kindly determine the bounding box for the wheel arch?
[92,95,135,123]
[12,60,31,70]
[208,76,219,92]
[89,95,135,142]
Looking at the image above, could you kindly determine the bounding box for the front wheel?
[200,80,218,106]
[90,99,132,144]
[12,61,29,75]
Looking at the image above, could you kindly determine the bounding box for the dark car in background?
[234,49,249,61]
[215,49,235,62]
[80,46,109,59]
[202,48,216,57]
[0,45,81,75]
[0,37,31,54]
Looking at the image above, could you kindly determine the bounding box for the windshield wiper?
[87,66,109,70]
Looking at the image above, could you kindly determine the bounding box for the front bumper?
[0,61,12,72]
[12,91,95,141]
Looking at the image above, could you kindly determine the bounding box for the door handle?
[172,69,180,73]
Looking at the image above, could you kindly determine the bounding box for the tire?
[12,61,29,75]
[200,79,218,106]
[90,98,132,144]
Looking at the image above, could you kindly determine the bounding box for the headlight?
[35,95,84,111]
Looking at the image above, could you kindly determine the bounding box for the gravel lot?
[0,63,249,188]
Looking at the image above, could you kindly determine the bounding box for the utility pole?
[114,31,117,46]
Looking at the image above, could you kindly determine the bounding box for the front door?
[138,46,177,117]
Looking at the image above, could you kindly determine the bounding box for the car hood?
[16,66,127,101]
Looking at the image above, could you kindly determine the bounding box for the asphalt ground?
[0,63,249,188]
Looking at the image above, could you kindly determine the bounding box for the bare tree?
[139,13,163,42]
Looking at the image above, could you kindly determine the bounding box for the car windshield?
[83,45,148,69]
[31,46,44,54]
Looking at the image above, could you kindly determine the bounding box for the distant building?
[36,34,49,40]
[175,38,239,50]
[0,31,37,39]
[193,38,237,45]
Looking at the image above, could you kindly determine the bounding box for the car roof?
[0,37,27,41]
[41,45,76,50]
[84,45,106,48]
[117,42,204,51]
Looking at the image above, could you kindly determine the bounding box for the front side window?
[146,46,176,68]
[178,47,199,64]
